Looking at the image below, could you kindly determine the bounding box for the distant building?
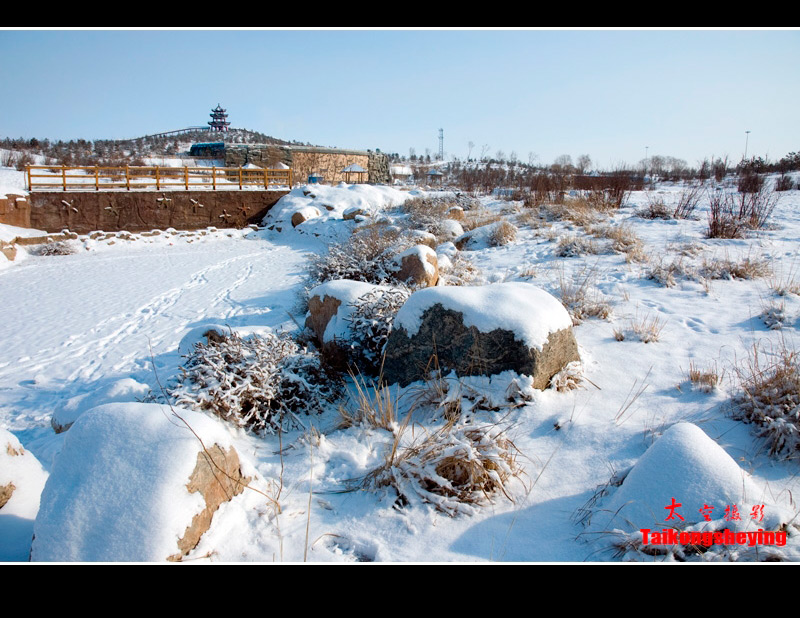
[208,105,231,132]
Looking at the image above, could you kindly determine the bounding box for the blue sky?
[1,28,798,169]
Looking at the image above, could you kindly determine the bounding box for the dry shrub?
[591,224,646,262]
[555,266,612,324]
[345,286,411,375]
[700,254,771,281]
[556,234,601,258]
[733,343,800,459]
[363,420,523,516]
[645,257,695,288]
[489,220,518,246]
[307,223,406,287]
[34,241,78,256]
[707,186,778,239]
[438,252,484,287]
[639,195,673,220]
[673,183,704,219]
[170,331,341,435]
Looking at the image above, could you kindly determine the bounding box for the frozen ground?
[2,170,800,562]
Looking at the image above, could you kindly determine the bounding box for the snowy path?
[0,232,313,442]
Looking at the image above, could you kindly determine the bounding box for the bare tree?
[467,141,475,161]
[576,154,592,174]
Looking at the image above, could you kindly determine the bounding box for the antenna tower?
[438,128,444,161]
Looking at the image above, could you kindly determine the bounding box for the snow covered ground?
[2,170,800,562]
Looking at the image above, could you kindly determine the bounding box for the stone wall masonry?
[0,194,31,228]
[225,145,391,184]
[22,190,287,234]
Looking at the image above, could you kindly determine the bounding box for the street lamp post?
[744,130,751,161]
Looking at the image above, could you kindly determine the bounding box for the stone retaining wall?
[5,190,287,234]
[225,145,391,185]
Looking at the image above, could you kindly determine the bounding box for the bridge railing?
[26,165,293,191]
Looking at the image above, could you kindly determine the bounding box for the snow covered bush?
[345,285,411,375]
[34,241,78,256]
[733,344,800,459]
[169,331,341,435]
[307,224,404,288]
[364,421,523,516]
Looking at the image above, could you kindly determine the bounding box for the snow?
[3,171,800,562]
[589,422,790,534]
[30,402,250,562]
[394,282,573,350]
[0,428,48,561]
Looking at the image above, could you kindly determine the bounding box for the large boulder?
[391,244,439,288]
[31,402,253,562]
[305,279,387,348]
[383,282,579,388]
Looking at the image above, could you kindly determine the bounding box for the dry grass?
[590,223,647,262]
[687,361,721,393]
[733,343,800,459]
[614,312,665,343]
[541,197,607,228]
[489,220,518,246]
[555,266,612,325]
[645,257,695,288]
[556,234,602,258]
[338,371,400,431]
[769,268,800,297]
[361,420,524,516]
[460,210,504,233]
[700,254,772,281]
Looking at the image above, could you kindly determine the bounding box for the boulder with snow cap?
[391,244,439,288]
[291,206,321,227]
[31,402,253,562]
[305,279,390,348]
[383,282,579,388]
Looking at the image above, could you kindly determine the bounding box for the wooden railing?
[26,165,292,191]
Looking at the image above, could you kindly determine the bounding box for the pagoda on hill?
[208,104,231,132]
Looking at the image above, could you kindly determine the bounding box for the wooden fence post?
[156,166,160,190]
[62,166,67,191]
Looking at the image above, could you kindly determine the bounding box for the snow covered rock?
[455,221,516,250]
[0,428,49,561]
[291,206,321,227]
[51,377,152,433]
[391,244,439,288]
[587,423,790,535]
[31,402,253,562]
[383,282,579,388]
[305,279,388,347]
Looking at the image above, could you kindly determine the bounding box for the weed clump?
[364,421,523,516]
[733,344,800,459]
[170,331,341,435]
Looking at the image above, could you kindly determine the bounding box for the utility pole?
[744,130,751,161]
